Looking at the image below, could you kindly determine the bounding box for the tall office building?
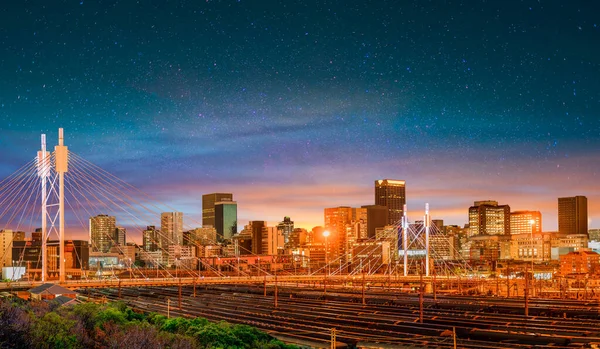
[214,201,237,241]
[262,226,284,256]
[116,227,126,246]
[142,226,160,252]
[0,230,25,270]
[324,206,366,262]
[375,179,406,226]
[248,221,267,255]
[558,196,588,235]
[277,217,294,244]
[510,211,542,235]
[202,193,233,227]
[188,226,218,246]
[468,201,510,237]
[89,214,116,253]
[161,212,184,246]
[361,205,388,238]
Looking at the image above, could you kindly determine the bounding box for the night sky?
[1,1,599,241]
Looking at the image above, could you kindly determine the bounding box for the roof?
[563,250,599,257]
[49,295,80,306]
[29,283,77,296]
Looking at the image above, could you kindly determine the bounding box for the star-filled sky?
[1,1,599,242]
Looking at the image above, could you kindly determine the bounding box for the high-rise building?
[468,201,510,237]
[161,212,184,246]
[375,179,406,225]
[262,226,284,256]
[12,240,89,272]
[188,227,218,246]
[89,215,116,253]
[558,196,588,235]
[277,217,294,244]
[324,206,356,263]
[589,229,600,242]
[510,211,542,235]
[116,227,126,246]
[248,221,266,255]
[361,205,388,238]
[202,193,233,227]
[288,228,308,249]
[0,230,25,270]
[214,201,237,241]
[142,226,160,252]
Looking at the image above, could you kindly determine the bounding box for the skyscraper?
[375,179,406,225]
[468,201,510,237]
[248,221,266,254]
[214,201,237,241]
[202,193,233,227]
[0,230,25,271]
[277,216,294,244]
[558,196,588,235]
[161,212,184,246]
[361,205,388,238]
[89,214,116,253]
[116,227,126,246]
[142,226,160,252]
[262,226,284,256]
[510,211,542,235]
[324,206,357,263]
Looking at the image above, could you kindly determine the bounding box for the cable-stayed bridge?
[0,128,473,291]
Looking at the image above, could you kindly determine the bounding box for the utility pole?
[362,271,366,305]
[274,272,278,308]
[419,262,424,323]
[506,260,511,298]
[167,298,171,319]
[453,327,457,349]
[330,328,336,349]
[178,278,182,310]
[433,260,437,301]
[524,265,529,317]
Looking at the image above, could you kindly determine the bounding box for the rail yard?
[79,283,600,348]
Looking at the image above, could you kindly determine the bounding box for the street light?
[323,230,330,276]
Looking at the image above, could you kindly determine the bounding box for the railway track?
[78,285,600,348]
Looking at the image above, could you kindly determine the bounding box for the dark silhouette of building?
[361,205,388,238]
[248,221,266,254]
[375,179,406,226]
[558,196,588,235]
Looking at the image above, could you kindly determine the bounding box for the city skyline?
[1,1,599,239]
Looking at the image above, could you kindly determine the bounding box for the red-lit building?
[559,250,600,276]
